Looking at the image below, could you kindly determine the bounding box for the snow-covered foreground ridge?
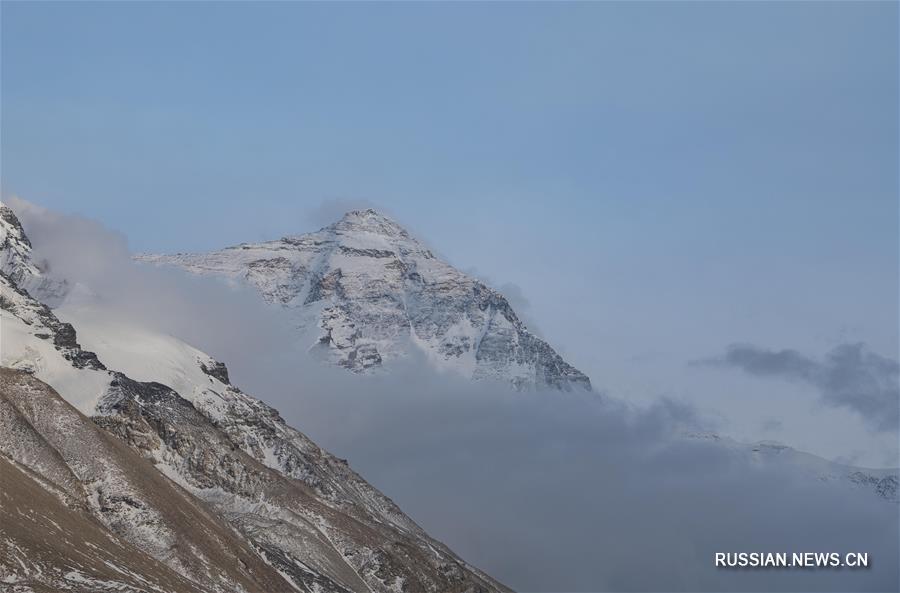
[0,201,511,592]
[138,208,592,391]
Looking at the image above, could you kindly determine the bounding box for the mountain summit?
[140,209,592,391]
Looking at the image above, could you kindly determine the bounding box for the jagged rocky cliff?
[0,202,510,593]
[138,209,592,391]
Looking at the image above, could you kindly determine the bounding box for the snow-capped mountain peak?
[139,210,593,391]
[326,208,420,242]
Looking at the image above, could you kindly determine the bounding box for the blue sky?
[2,2,898,465]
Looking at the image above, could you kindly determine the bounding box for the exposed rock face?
[0,272,106,371]
[199,358,230,384]
[0,202,512,592]
[0,203,68,305]
[138,209,592,391]
[0,204,35,285]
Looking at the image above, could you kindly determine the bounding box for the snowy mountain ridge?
[683,432,898,503]
[0,203,68,305]
[137,209,592,391]
[0,202,511,592]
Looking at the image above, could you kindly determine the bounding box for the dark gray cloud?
[11,199,900,593]
[695,343,899,433]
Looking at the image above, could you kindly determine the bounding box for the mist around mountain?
[2,199,898,592]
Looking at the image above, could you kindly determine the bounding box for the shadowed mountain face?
[0,202,511,592]
[138,209,592,391]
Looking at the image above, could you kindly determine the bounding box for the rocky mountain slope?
[0,369,291,593]
[1,451,208,593]
[137,209,591,391]
[0,202,510,593]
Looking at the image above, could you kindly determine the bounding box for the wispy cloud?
[694,343,899,433]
